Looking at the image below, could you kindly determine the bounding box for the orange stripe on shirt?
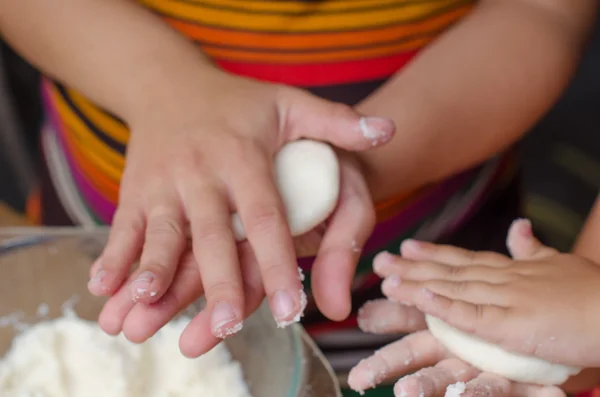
[141,0,468,32]
[164,6,469,50]
[158,0,441,14]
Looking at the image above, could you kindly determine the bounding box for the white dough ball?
[426,315,581,385]
[231,140,340,241]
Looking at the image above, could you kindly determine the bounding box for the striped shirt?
[38,0,518,390]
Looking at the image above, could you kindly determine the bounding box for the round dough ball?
[426,315,581,385]
[231,140,340,241]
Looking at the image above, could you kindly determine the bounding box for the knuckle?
[451,280,468,295]
[474,304,486,324]
[244,203,285,235]
[174,147,206,173]
[260,261,291,285]
[191,219,231,243]
[480,251,506,264]
[138,260,169,277]
[462,249,477,264]
[448,265,466,279]
[113,208,145,236]
[227,135,264,165]
[204,280,243,302]
[146,212,184,240]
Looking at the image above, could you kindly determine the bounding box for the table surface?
[0,203,28,226]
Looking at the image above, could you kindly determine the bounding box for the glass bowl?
[0,228,341,397]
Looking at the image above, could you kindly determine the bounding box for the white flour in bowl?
[0,312,253,397]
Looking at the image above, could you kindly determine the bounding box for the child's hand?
[375,219,600,368]
[348,319,565,397]
[86,70,395,354]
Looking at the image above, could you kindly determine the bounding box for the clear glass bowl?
[0,228,341,397]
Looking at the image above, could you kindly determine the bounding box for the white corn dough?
[0,314,253,397]
[426,315,582,385]
[232,139,340,241]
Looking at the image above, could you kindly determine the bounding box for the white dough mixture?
[0,313,253,397]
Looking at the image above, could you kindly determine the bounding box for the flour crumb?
[36,304,49,318]
[445,382,466,397]
[297,267,305,282]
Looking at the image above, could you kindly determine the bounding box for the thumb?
[506,218,558,260]
[284,90,396,151]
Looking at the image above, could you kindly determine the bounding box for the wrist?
[121,56,227,127]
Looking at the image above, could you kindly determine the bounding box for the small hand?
[348,326,565,397]
[375,218,600,368]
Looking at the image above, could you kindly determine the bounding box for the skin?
[348,221,567,397]
[0,0,596,363]
[351,210,600,396]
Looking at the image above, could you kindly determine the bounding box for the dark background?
[1,21,599,250]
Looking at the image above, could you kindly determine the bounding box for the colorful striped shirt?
[37,0,519,393]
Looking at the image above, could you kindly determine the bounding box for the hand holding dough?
[250,140,581,387]
[231,139,340,241]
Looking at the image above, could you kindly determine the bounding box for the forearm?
[561,195,600,391]
[572,194,600,260]
[356,0,596,203]
[0,0,218,123]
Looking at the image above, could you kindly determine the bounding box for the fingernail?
[382,274,402,290]
[359,117,394,144]
[401,239,423,255]
[130,271,157,301]
[515,218,533,238]
[272,289,296,322]
[272,289,307,328]
[421,288,435,300]
[348,357,389,392]
[88,268,107,293]
[89,267,106,284]
[211,302,242,338]
[373,251,395,272]
[357,300,389,333]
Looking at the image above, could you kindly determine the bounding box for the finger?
[347,330,448,393]
[381,277,508,307]
[506,218,558,260]
[357,299,426,334]
[374,253,512,284]
[179,241,265,358]
[183,181,244,338]
[394,359,480,397]
[285,91,395,150]
[227,148,304,327]
[98,278,138,336]
[89,204,145,296]
[311,157,375,321]
[463,373,566,397]
[121,250,203,343]
[400,239,511,268]
[412,287,511,345]
[129,200,186,304]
